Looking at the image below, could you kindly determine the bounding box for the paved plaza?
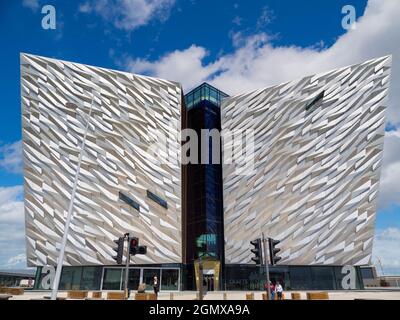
[6,289,400,300]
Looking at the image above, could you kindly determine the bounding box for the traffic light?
[268,238,281,265]
[137,246,147,255]
[129,237,147,256]
[113,237,124,265]
[250,238,263,265]
[129,237,139,255]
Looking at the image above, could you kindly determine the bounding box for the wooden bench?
[147,293,157,300]
[3,287,24,295]
[135,293,147,300]
[0,294,13,300]
[291,292,301,300]
[67,290,88,299]
[107,291,126,300]
[306,292,329,300]
[135,293,157,300]
[246,292,254,300]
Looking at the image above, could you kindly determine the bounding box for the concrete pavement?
[6,289,400,300]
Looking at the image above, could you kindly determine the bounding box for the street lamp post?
[51,101,94,300]
[124,233,131,299]
[262,232,271,300]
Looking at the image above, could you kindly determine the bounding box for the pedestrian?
[276,281,283,300]
[270,281,276,300]
[152,275,160,297]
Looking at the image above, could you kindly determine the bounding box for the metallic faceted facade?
[21,54,182,266]
[222,56,391,266]
[22,53,392,270]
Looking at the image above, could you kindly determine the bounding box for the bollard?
[223,292,227,300]
[170,292,174,300]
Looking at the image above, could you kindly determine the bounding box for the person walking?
[152,275,160,297]
[276,281,283,300]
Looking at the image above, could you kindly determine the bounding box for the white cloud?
[373,227,400,275]
[125,0,400,212]
[378,130,400,209]
[0,140,22,174]
[256,6,273,30]
[79,0,176,31]
[6,253,26,267]
[125,0,400,127]
[22,0,40,12]
[0,186,24,224]
[0,186,26,269]
[127,45,222,89]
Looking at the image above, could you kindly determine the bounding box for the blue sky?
[0,0,399,274]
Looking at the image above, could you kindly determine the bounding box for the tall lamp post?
[261,232,271,300]
[51,101,94,300]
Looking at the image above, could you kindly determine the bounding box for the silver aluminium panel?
[222,56,391,266]
[21,54,182,266]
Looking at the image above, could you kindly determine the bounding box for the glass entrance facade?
[182,83,229,290]
[33,266,180,291]
[102,267,179,291]
[33,264,366,291]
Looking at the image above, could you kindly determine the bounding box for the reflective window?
[121,268,140,290]
[147,190,168,209]
[360,267,374,279]
[80,266,102,290]
[161,269,179,291]
[143,269,161,291]
[102,268,122,290]
[59,267,82,290]
[119,192,140,211]
[311,266,335,290]
[184,83,229,109]
[289,266,312,290]
[225,265,265,291]
[210,89,218,104]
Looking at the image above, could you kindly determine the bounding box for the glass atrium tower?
[182,83,229,290]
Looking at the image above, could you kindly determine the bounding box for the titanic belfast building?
[21,53,391,291]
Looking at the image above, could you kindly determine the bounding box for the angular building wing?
[21,54,183,266]
[222,56,391,266]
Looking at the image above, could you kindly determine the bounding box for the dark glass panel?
[161,269,179,290]
[143,269,161,291]
[102,268,122,290]
[59,266,82,290]
[80,266,102,290]
[121,268,140,290]
[310,266,336,290]
[119,192,140,211]
[289,266,312,290]
[147,190,168,209]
